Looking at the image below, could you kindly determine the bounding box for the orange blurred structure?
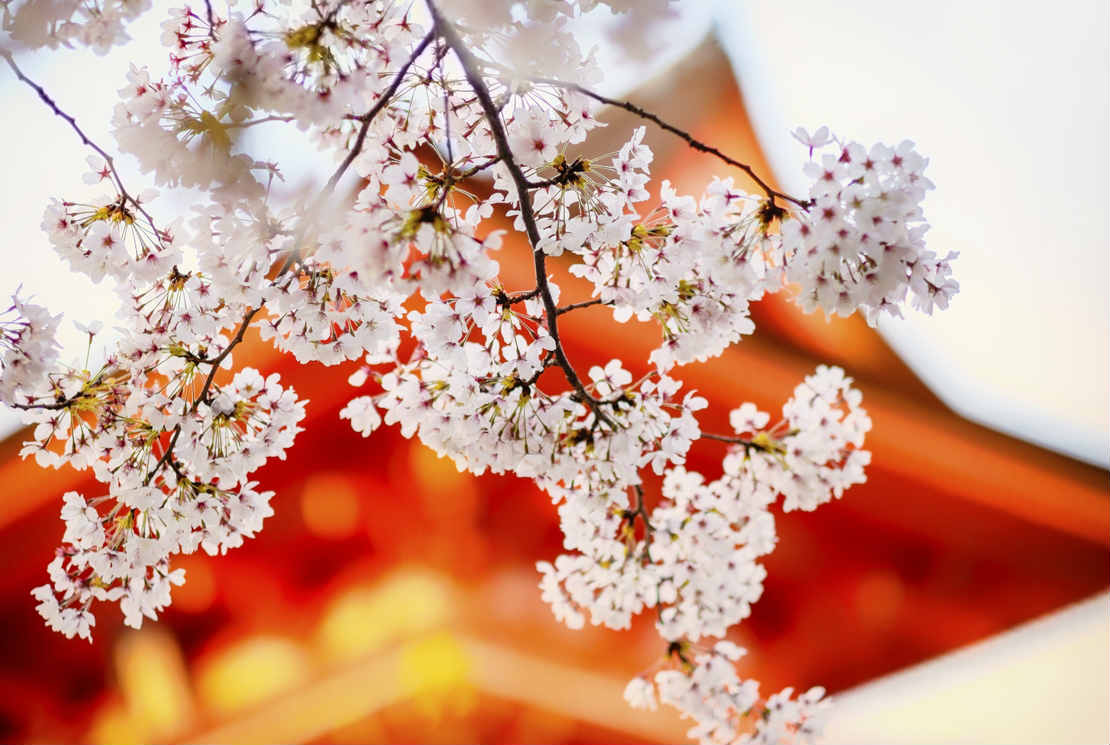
[0,37,1105,744]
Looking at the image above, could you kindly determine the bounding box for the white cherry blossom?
[0,3,958,742]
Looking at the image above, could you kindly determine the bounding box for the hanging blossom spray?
[0,2,957,742]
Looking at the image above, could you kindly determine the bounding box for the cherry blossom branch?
[145,428,182,486]
[274,28,437,278]
[145,305,261,485]
[202,0,217,37]
[556,298,611,315]
[699,432,748,444]
[192,307,262,407]
[431,3,617,428]
[531,76,811,210]
[494,287,539,307]
[8,11,933,730]
[10,365,124,411]
[1,49,165,243]
[700,431,778,454]
[626,484,654,533]
[8,399,71,411]
[139,17,437,476]
[325,28,437,193]
[454,156,501,179]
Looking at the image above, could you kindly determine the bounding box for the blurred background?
[0,2,1106,743]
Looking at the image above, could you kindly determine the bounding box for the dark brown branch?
[145,427,182,486]
[145,306,261,485]
[701,432,745,443]
[8,399,72,411]
[274,29,435,278]
[454,156,501,179]
[9,366,124,412]
[325,29,436,193]
[494,287,540,307]
[524,176,559,190]
[192,307,261,407]
[203,0,217,38]
[531,76,811,210]
[700,431,776,453]
[556,298,610,316]
[430,2,616,429]
[629,484,653,533]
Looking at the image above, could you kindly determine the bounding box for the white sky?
[718,0,1110,466]
[1,2,1107,468]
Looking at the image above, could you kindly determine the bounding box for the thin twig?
[1,50,165,243]
[700,431,775,453]
[151,28,434,469]
[630,484,653,533]
[430,2,616,428]
[454,155,500,179]
[325,29,436,193]
[495,287,540,307]
[701,432,744,443]
[274,29,436,278]
[145,427,182,486]
[192,307,261,407]
[203,0,217,38]
[531,76,810,210]
[9,399,72,411]
[556,298,610,315]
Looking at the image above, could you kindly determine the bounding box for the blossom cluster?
[784,126,959,321]
[625,641,831,745]
[1,0,152,54]
[541,366,867,742]
[0,2,956,742]
[0,292,62,404]
[22,358,304,640]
